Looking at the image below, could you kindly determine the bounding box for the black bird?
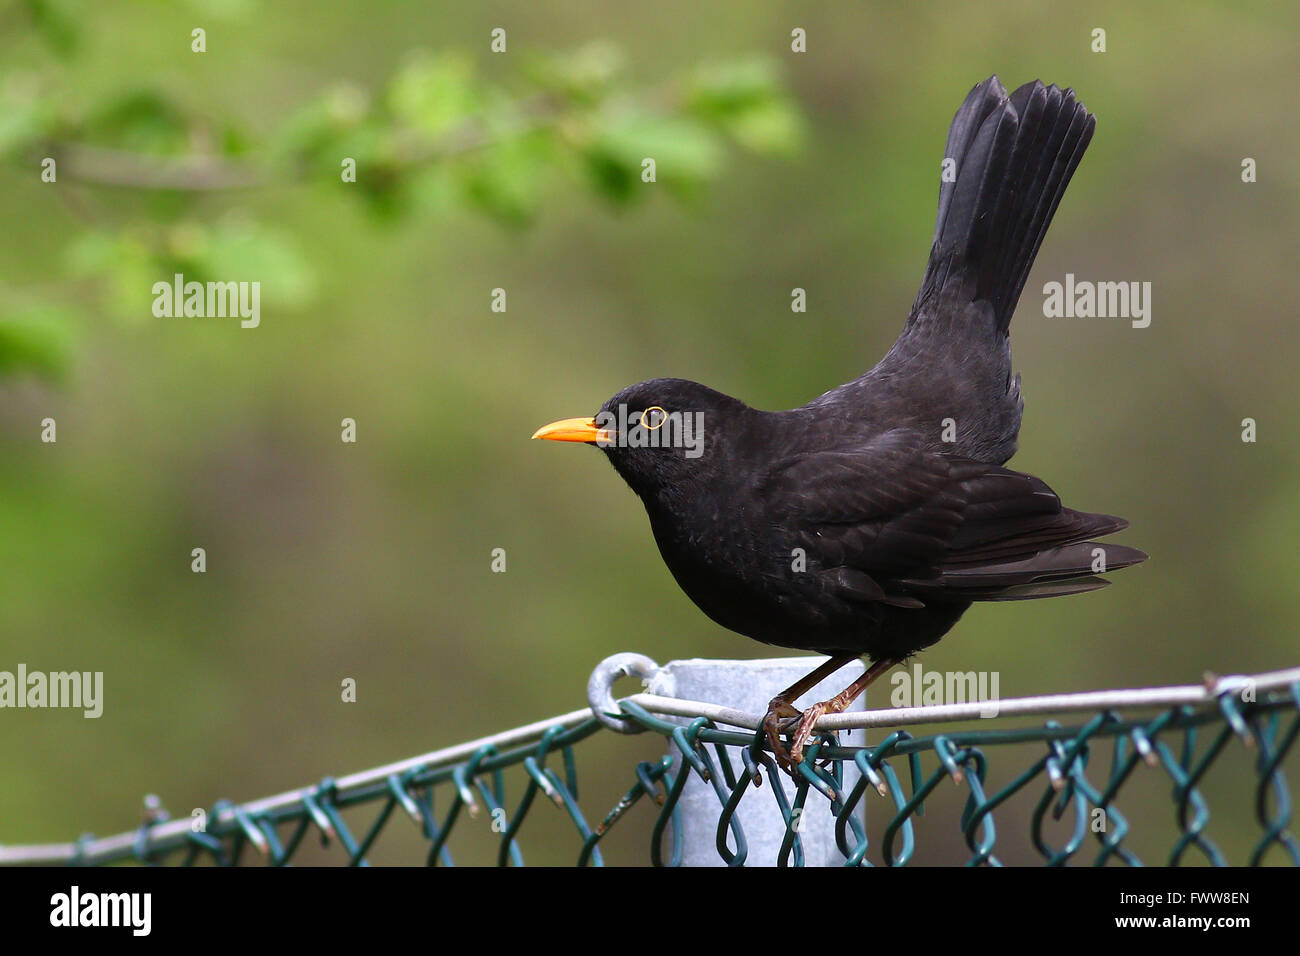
[533,76,1146,768]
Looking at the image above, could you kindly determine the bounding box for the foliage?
[0,11,803,378]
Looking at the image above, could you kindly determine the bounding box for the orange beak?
[531,416,612,444]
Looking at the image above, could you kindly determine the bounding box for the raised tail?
[915,76,1096,331]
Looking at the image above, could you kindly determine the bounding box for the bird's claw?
[762,697,802,772]
[763,699,836,773]
[783,702,833,768]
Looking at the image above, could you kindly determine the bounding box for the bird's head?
[532,378,749,498]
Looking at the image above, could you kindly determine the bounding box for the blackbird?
[533,76,1146,769]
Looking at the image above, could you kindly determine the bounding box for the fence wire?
[2,663,1298,867]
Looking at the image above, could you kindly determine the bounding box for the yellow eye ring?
[641,406,668,430]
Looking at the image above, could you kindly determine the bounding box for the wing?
[760,430,1144,608]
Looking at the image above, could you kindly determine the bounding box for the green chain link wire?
[48,681,1300,866]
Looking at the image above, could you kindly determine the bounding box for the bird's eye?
[641,406,667,430]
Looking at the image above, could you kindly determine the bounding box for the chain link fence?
[2,659,1297,866]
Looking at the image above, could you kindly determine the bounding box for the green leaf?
[719,97,802,155]
[526,42,624,105]
[459,130,552,225]
[587,110,724,200]
[404,164,456,218]
[22,0,79,58]
[195,221,317,308]
[67,221,316,323]
[387,52,478,140]
[0,305,75,380]
[80,91,192,154]
[65,230,160,324]
[273,83,371,170]
[0,79,52,157]
[685,59,803,155]
[686,60,782,117]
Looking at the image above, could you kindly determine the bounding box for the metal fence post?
[648,656,866,866]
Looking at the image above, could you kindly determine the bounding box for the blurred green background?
[1,0,1297,865]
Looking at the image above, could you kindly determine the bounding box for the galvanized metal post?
[647,656,866,866]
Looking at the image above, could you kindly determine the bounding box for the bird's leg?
[780,657,900,767]
[762,655,857,771]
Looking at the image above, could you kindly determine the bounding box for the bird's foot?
[778,701,835,768]
[761,658,893,774]
[761,697,803,772]
[763,698,838,772]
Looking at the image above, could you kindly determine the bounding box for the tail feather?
[898,539,1147,601]
[946,509,1130,565]
[977,576,1112,602]
[917,76,1096,331]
